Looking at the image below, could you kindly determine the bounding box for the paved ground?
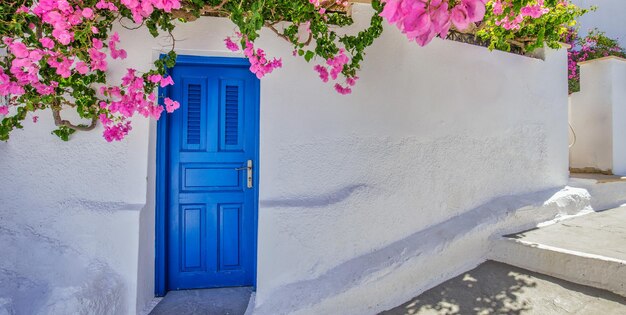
[147,209,626,315]
[570,173,626,184]
[380,261,626,315]
[149,287,252,315]
[509,207,626,261]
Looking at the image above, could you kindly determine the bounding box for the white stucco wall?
[571,0,626,46]
[0,4,569,315]
[569,57,626,175]
[0,111,151,314]
[253,7,568,313]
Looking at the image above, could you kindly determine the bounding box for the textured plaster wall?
[569,57,626,175]
[571,0,626,46]
[253,5,568,314]
[0,3,568,315]
[0,109,151,314]
[0,22,155,312]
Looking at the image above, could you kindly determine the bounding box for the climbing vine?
[0,0,586,141]
[565,29,626,94]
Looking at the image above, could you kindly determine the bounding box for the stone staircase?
[488,173,626,299]
[490,206,626,298]
[381,176,626,314]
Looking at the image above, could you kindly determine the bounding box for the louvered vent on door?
[220,80,244,151]
[186,84,201,145]
[224,85,239,145]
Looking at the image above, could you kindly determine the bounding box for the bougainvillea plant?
[565,29,626,94]
[476,0,585,53]
[0,0,586,142]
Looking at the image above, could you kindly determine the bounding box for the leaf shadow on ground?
[379,260,626,315]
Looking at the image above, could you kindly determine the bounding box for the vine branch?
[52,109,98,131]
[265,21,313,46]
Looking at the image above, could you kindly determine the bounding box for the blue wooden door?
[166,58,258,290]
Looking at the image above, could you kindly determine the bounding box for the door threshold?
[148,287,253,315]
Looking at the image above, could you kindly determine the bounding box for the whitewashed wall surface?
[569,56,626,175]
[0,4,570,315]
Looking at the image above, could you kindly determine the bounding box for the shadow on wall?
[0,221,126,315]
[259,184,368,208]
[380,260,626,315]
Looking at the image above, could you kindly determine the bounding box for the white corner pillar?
[569,56,626,175]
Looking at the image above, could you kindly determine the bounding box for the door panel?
[219,204,242,269]
[166,62,258,290]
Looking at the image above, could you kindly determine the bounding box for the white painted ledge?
[577,55,626,65]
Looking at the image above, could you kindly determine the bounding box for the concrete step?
[569,173,626,210]
[490,207,626,297]
[147,287,252,315]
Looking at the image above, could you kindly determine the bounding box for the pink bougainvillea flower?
[147,103,164,119]
[29,50,43,62]
[0,106,8,115]
[54,57,73,78]
[103,121,132,142]
[346,76,358,86]
[493,0,547,30]
[154,0,182,12]
[39,37,55,49]
[224,37,239,52]
[92,38,104,50]
[164,97,180,113]
[52,29,74,45]
[75,62,90,74]
[88,47,108,72]
[82,8,95,19]
[10,42,29,59]
[96,0,119,11]
[148,74,162,83]
[334,83,351,95]
[110,49,127,59]
[109,33,128,60]
[314,65,329,82]
[99,113,112,125]
[380,0,486,45]
[379,0,401,22]
[451,5,470,30]
[521,3,549,18]
[110,32,121,43]
[463,0,487,22]
[493,1,504,15]
[326,49,349,80]
[242,40,282,78]
[16,5,29,13]
[160,75,174,87]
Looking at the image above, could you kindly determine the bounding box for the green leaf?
[52,126,76,141]
[304,51,314,62]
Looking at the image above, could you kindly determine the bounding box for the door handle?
[235,160,253,188]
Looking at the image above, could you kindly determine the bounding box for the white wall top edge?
[578,55,626,66]
[150,48,245,61]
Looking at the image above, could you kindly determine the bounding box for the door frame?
[155,55,260,296]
